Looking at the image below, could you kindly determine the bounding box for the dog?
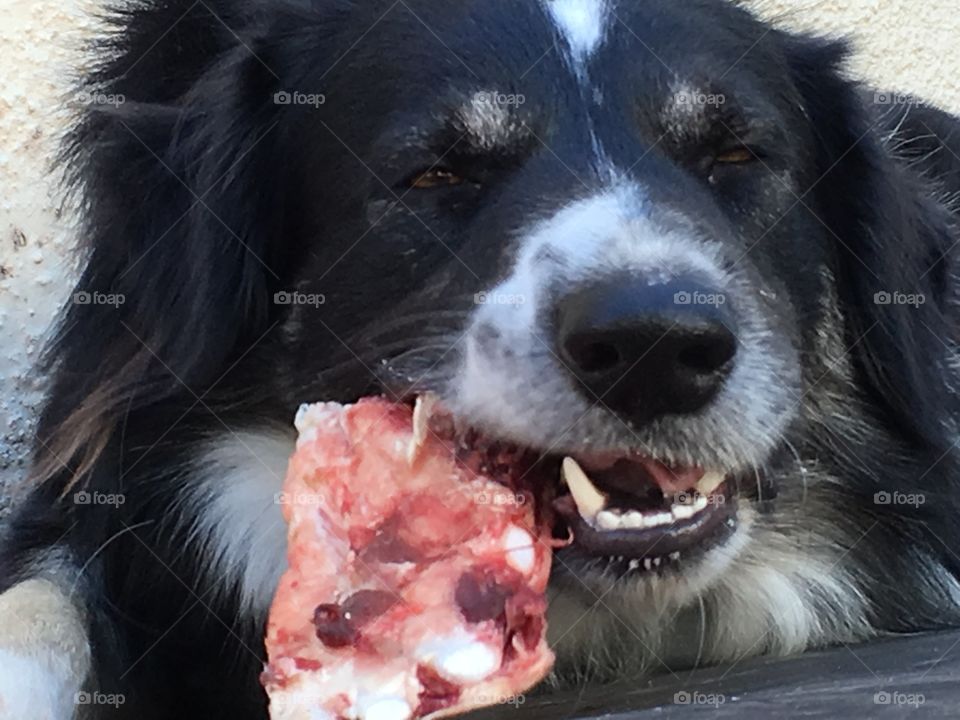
[3,0,960,718]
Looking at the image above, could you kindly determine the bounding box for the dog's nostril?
[567,341,622,375]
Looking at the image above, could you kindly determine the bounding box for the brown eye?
[714,146,756,165]
[410,168,463,189]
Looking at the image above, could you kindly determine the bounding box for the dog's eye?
[714,146,756,165]
[409,168,464,189]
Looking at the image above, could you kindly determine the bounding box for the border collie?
[3,0,960,718]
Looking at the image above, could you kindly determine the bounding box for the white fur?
[547,504,875,680]
[544,0,610,72]
[0,650,75,720]
[186,428,296,617]
[473,186,725,336]
[459,92,520,149]
[0,579,91,720]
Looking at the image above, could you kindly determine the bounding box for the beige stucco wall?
[1,0,959,495]
[744,0,960,114]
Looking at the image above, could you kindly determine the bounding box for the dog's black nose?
[556,276,737,425]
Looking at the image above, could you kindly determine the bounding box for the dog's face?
[265,0,858,670]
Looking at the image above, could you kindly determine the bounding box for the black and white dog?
[3,0,960,718]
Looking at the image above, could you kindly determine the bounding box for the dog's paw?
[0,579,90,720]
[0,649,78,720]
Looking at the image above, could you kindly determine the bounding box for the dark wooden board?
[470,631,960,719]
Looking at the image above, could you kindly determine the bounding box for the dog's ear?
[783,34,960,454]
[37,3,308,484]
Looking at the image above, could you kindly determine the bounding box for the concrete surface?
[1,0,959,499]
[0,1,97,504]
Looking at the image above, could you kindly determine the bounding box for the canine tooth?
[672,504,696,521]
[562,457,608,521]
[652,557,662,568]
[407,394,436,464]
[694,495,708,511]
[596,510,621,530]
[622,511,645,529]
[643,558,653,571]
[628,559,641,570]
[669,552,680,561]
[697,470,725,496]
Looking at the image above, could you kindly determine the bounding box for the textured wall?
[1,0,959,497]
[743,0,960,114]
[0,1,96,503]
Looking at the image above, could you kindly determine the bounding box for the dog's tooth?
[693,495,708,511]
[407,394,436,464]
[672,504,696,521]
[643,558,653,571]
[669,551,681,561]
[596,510,621,530]
[650,512,674,527]
[652,557,662,568]
[697,470,725,496]
[562,457,608,521]
[628,559,641,570]
[621,511,645,529]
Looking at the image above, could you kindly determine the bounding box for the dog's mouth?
[412,395,740,574]
[551,456,736,571]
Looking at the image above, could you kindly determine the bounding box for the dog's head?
[52,0,960,674]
